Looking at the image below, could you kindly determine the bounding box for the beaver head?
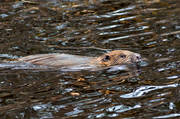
[96,50,142,66]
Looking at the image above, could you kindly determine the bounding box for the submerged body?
[18,50,142,70]
[19,53,94,67]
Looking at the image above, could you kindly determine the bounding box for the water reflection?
[0,0,180,118]
[120,84,178,98]
[153,113,180,119]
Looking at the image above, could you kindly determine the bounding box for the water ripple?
[120,84,178,98]
[104,31,153,42]
[153,113,180,119]
[106,104,141,113]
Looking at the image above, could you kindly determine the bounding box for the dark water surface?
[0,0,180,118]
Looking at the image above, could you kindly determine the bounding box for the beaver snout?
[132,53,142,63]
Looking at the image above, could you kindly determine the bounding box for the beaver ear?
[102,55,111,62]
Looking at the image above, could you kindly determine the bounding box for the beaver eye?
[102,55,110,62]
[120,54,126,58]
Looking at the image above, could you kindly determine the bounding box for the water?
[0,0,180,118]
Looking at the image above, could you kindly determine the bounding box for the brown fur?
[18,50,141,67]
[94,50,141,66]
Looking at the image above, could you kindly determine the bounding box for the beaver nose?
[134,53,142,63]
[135,53,141,60]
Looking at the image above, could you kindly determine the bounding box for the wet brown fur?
[18,50,141,67]
[94,50,140,66]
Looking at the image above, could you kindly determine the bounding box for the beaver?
[18,50,142,70]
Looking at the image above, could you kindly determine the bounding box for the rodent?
[18,50,142,68]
